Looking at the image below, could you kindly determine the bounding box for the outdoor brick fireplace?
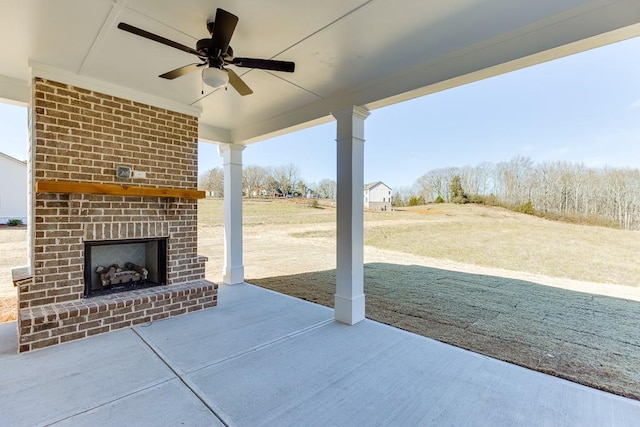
[17,78,217,352]
[84,237,168,297]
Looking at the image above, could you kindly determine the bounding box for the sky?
[2,36,640,190]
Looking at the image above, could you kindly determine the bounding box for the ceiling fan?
[117,8,295,96]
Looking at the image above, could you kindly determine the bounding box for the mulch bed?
[249,262,640,400]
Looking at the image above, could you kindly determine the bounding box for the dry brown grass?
[0,297,16,323]
[0,228,28,322]
[369,205,640,286]
[292,203,640,286]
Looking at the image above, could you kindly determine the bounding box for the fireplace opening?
[84,238,167,297]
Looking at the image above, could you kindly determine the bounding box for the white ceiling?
[1,0,640,144]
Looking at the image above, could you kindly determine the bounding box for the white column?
[332,106,370,325]
[218,143,245,285]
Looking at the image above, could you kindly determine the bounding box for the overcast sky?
[3,36,640,189]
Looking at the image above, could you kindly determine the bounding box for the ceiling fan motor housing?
[196,38,214,56]
[206,20,215,35]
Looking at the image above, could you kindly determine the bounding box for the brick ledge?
[18,280,218,352]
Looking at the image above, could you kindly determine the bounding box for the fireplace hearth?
[84,238,167,297]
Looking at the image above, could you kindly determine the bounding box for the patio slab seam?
[46,377,176,425]
[130,327,227,426]
[135,317,335,377]
[128,315,334,427]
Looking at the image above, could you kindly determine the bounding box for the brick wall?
[17,78,215,352]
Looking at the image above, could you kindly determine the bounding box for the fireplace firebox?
[84,238,167,297]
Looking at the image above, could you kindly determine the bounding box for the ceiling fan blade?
[118,22,202,57]
[159,63,205,80]
[211,9,238,54]
[231,57,295,73]
[227,69,253,96]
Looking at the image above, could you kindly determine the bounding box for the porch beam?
[219,143,245,285]
[333,105,370,325]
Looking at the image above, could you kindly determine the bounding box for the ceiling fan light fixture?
[202,66,229,88]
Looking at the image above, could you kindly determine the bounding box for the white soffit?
[0,0,640,144]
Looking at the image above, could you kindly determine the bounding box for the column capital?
[331,105,370,122]
[217,143,246,156]
[218,143,245,166]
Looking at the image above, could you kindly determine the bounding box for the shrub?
[7,218,23,226]
[309,199,320,209]
[408,196,425,206]
[449,175,467,204]
[451,195,468,204]
[434,196,445,204]
[467,194,483,204]
[515,201,535,215]
[467,194,500,206]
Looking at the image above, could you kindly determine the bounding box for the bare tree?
[496,156,534,206]
[412,156,640,229]
[392,186,416,207]
[243,165,268,197]
[199,167,224,197]
[269,163,301,195]
[295,180,308,197]
[414,167,459,202]
[317,179,337,199]
[475,162,495,195]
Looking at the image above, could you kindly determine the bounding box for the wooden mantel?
[35,180,206,200]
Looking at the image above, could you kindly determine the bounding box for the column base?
[334,293,365,325]
[222,265,245,285]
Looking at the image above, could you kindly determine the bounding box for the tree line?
[401,156,640,230]
[199,163,337,199]
[199,156,640,230]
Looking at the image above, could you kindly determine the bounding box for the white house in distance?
[0,151,27,224]
[364,182,392,211]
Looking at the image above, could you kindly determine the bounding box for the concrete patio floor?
[1,284,639,426]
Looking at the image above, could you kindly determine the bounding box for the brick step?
[18,280,217,352]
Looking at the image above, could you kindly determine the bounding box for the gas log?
[95,262,149,288]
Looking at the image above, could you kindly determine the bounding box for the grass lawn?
[364,205,640,286]
[224,199,640,287]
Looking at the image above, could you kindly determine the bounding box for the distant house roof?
[0,151,26,166]
[364,181,391,191]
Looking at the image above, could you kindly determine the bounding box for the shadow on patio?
[248,263,640,400]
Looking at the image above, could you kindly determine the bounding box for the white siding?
[368,184,391,203]
[364,182,392,211]
[0,154,27,224]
